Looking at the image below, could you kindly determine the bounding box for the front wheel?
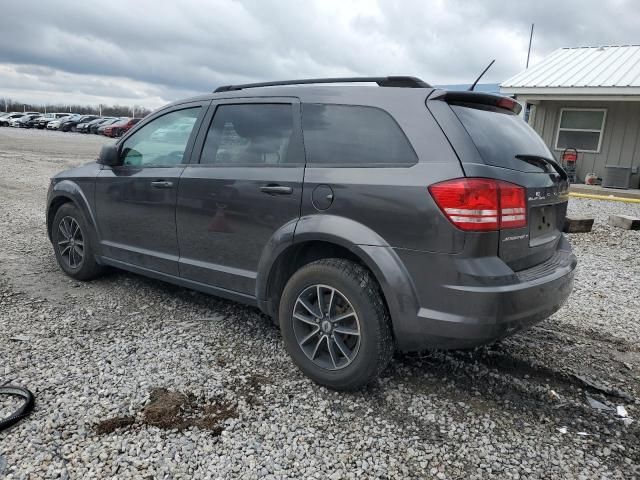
[52,203,104,281]
[279,259,393,390]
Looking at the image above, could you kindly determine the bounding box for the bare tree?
[1,97,153,117]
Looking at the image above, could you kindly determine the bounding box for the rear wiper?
[515,154,568,181]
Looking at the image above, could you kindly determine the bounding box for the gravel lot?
[0,127,638,479]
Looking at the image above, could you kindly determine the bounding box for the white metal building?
[501,45,640,188]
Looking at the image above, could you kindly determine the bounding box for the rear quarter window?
[302,104,417,166]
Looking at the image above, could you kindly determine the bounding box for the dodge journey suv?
[47,76,576,390]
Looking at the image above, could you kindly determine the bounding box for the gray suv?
[47,76,577,390]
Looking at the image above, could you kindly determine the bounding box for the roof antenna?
[468,59,495,91]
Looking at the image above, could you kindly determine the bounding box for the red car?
[103,118,141,137]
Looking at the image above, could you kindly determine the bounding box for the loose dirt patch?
[95,388,237,435]
[95,416,135,435]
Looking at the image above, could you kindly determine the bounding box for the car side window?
[302,103,418,166]
[200,104,294,165]
[120,108,200,167]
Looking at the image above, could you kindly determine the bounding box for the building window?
[555,108,606,153]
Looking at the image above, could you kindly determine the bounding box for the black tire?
[279,258,393,390]
[52,203,104,281]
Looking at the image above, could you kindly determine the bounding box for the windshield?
[451,104,553,173]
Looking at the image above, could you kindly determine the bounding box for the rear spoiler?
[429,90,522,115]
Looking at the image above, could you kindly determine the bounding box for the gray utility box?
[602,165,632,189]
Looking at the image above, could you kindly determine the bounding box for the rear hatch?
[427,91,570,271]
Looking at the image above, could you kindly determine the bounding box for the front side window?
[302,104,417,166]
[200,104,294,165]
[121,107,201,167]
[555,108,606,153]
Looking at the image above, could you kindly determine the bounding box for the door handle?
[260,185,293,195]
[151,180,174,188]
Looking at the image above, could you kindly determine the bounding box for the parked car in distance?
[22,113,51,129]
[11,113,42,128]
[149,117,197,143]
[96,118,121,135]
[90,118,118,134]
[36,113,71,129]
[57,114,81,131]
[0,112,21,122]
[47,76,577,390]
[87,117,119,134]
[60,114,99,132]
[15,113,42,128]
[48,115,77,130]
[1,112,33,127]
[79,117,115,134]
[103,118,141,137]
[7,115,26,127]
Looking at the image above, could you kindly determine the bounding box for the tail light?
[429,178,526,231]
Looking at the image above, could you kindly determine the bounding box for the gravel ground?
[0,127,638,479]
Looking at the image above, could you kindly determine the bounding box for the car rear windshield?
[451,104,552,173]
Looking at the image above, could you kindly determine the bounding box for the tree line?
[1,97,154,118]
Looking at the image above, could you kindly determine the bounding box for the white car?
[9,115,29,127]
[47,116,72,130]
[0,112,27,127]
[150,118,197,142]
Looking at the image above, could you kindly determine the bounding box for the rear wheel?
[52,203,104,281]
[279,259,393,390]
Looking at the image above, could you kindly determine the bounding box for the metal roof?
[500,45,640,96]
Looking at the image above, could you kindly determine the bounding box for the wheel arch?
[47,180,98,242]
[256,215,420,346]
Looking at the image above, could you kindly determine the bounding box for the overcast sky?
[1,0,639,109]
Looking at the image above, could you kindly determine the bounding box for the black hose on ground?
[0,385,35,431]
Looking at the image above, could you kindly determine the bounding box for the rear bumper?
[392,237,576,350]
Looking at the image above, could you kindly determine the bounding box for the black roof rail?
[214,76,431,93]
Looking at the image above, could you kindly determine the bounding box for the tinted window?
[302,104,417,165]
[201,104,294,165]
[121,108,200,167]
[451,104,551,172]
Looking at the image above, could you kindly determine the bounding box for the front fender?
[47,179,98,241]
[256,214,420,347]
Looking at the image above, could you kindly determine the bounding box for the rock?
[563,216,594,233]
[608,214,640,230]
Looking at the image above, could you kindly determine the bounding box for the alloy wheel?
[292,284,361,370]
[57,216,84,269]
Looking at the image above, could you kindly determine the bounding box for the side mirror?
[97,144,120,166]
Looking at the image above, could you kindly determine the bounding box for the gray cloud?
[1,0,639,108]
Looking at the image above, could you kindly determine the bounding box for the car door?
[176,98,305,295]
[95,102,208,275]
